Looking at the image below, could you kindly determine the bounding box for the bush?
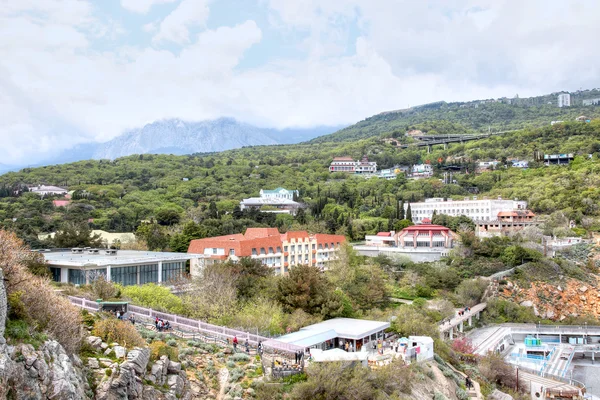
[434,391,448,400]
[120,283,185,314]
[149,341,179,361]
[92,319,145,349]
[456,388,469,400]
[229,367,245,382]
[105,368,112,377]
[179,348,194,356]
[167,339,177,347]
[230,353,250,362]
[226,360,236,369]
[187,340,201,347]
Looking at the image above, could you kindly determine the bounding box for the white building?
[30,185,68,197]
[329,156,377,174]
[411,164,433,178]
[582,98,600,106]
[259,187,298,200]
[39,248,204,286]
[558,93,571,108]
[405,197,528,224]
[239,197,302,214]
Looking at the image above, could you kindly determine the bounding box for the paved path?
[519,370,582,396]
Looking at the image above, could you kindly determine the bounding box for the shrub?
[149,341,179,361]
[434,391,448,400]
[456,388,469,400]
[120,284,185,314]
[179,348,194,356]
[229,367,245,382]
[230,353,250,362]
[167,339,177,347]
[187,340,200,347]
[105,368,112,377]
[226,360,236,369]
[0,231,86,354]
[92,319,145,349]
[91,275,118,300]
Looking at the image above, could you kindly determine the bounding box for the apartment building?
[330,156,377,174]
[187,228,345,276]
[259,187,298,200]
[557,93,571,108]
[405,197,528,224]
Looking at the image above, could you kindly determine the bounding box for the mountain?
[91,117,341,160]
[0,118,342,175]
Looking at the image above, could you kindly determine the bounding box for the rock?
[88,358,100,369]
[100,342,109,350]
[99,360,113,368]
[86,336,103,350]
[580,286,589,293]
[72,354,83,368]
[168,373,185,396]
[126,348,151,376]
[113,345,127,359]
[546,310,555,319]
[580,296,587,302]
[533,306,540,317]
[103,348,112,357]
[557,286,562,292]
[489,389,514,400]
[167,361,181,374]
[520,300,533,307]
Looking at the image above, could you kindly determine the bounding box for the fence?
[68,296,304,356]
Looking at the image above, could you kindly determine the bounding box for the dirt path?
[217,367,229,400]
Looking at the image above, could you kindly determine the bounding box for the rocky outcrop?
[94,348,190,400]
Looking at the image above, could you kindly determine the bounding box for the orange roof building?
[188,228,346,276]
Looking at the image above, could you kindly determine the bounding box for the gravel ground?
[572,360,600,399]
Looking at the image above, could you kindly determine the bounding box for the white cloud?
[152,0,210,44]
[120,0,178,14]
[1,0,600,165]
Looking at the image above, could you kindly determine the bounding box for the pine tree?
[399,200,405,220]
[406,203,412,222]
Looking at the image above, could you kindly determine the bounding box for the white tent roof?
[310,348,369,362]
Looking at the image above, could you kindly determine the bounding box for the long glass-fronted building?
[39,248,205,286]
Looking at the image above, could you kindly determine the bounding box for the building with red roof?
[52,199,71,207]
[188,228,346,276]
[329,156,377,174]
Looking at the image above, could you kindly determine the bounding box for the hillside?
[313,90,600,143]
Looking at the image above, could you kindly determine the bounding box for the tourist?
[345,342,349,352]
[245,339,250,354]
[466,375,472,389]
[257,341,263,356]
[233,336,238,352]
[349,343,354,352]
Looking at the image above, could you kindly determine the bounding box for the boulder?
[103,348,112,357]
[88,358,100,369]
[580,286,589,293]
[546,310,555,319]
[167,361,181,374]
[168,373,185,396]
[113,345,127,359]
[100,342,109,350]
[520,300,533,307]
[86,336,103,350]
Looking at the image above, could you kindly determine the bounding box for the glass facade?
[50,267,61,282]
[140,264,159,284]
[68,269,86,285]
[112,266,138,286]
[162,261,184,283]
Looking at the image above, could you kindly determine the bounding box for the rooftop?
[39,249,202,267]
[275,318,391,347]
[401,224,452,232]
[240,197,301,206]
[261,187,295,194]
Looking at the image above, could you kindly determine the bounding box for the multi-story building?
[329,156,377,174]
[187,228,345,276]
[405,197,528,224]
[583,98,600,106]
[239,197,302,214]
[475,210,538,238]
[410,164,433,178]
[558,93,571,108]
[259,187,298,200]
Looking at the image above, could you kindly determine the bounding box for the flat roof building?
[39,249,204,286]
[239,197,302,215]
[266,318,390,352]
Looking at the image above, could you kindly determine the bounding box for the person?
[345,342,349,352]
[245,339,250,354]
[349,343,353,352]
[129,314,136,325]
[233,336,238,352]
[116,311,121,319]
[257,341,263,356]
[294,351,298,364]
[465,375,472,389]
[164,321,171,330]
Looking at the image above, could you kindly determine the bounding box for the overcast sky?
[1,0,599,164]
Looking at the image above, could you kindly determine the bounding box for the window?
[312,244,315,250]
[50,267,61,282]
[284,246,288,252]
[140,264,158,284]
[268,247,274,254]
[212,248,217,254]
[276,246,281,253]
[291,245,295,252]
[284,255,288,262]
[291,256,295,263]
[252,248,257,256]
[162,262,184,283]
[111,266,138,286]
[318,244,323,250]
[304,245,309,251]
[229,249,235,256]
[68,269,86,285]
[260,248,266,255]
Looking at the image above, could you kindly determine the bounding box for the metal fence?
[68,296,304,355]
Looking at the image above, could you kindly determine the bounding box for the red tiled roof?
[281,231,309,241]
[244,228,280,239]
[314,234,346,244]
[421,218,432,224]
[400,224,451,232]
[376,232,392,237]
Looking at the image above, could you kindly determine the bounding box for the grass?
[5,319,48,350]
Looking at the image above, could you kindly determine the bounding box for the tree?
[135,223,168,251]
[277,264,340,316]
[399,200,405,220]
[155,207,181,226]
[406,203,412,222]
[295,207,307,224]
[53,222,104,248]
[224,257,273,301]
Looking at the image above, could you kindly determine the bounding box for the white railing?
[68,296,303,355]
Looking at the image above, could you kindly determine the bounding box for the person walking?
[245,339,250,354]
[257,341,263,356]
[465,375,472,390]
[233,336,238,352]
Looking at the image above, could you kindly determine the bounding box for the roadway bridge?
[399,131,513,153]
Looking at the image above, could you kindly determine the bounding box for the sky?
[1,0,600,164]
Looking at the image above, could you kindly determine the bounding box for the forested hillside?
[1,119,600,250]
[313,91,600,143]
